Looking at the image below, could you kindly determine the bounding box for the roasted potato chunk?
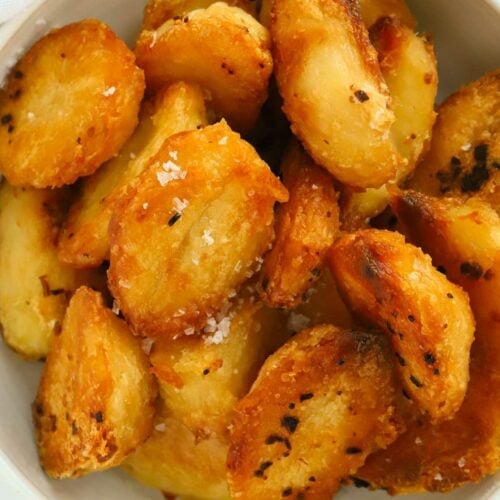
[259,142,340,308]
[0,20,144,188]
[142,0,257,29]
[108,121,288,338]
[228,325,406,499]
[272,0,404,188]
[125,299,288,498]
[328,229,475,422]
[33,287,157,478]
[355,192,500,493]
[135,3,272,132]
[409,70,500,198]
[340,16,437,229]
[0,183,99,359]
[57,82,207,269]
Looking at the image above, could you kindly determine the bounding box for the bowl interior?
[0,0,499,498]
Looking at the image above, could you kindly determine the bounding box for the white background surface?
[0,0,499,499]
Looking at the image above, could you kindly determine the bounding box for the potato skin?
[409,70,500,199]
[272,0,404,188]
[355,192,500,493]
[259,142,340,308]
[340,16,437,229]
[142,0,257,29]
[108,121,288,338]
[328,229,474,422]
[0,183,99,359]
[135,3,272,132]
[124,299,288,499]
[33,287,157,478]
[57,82,207,269]
[228,325,406,499]
[0,20,144,188]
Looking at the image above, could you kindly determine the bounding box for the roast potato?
[0,20,144,188]
[57,82,207,268]
[0,183,101,359]
[108,121,288,338]
[142,0,257,29]
[124,299,288,498]
[290,268,356,332]
[259,142,340,309]
[328,229,475,422]
[228,325,407,499]
[341,16,437,229]
[355,191,500,493]
[33,287,157,478]
[272,0,404,188]
[135,2,272,132]
[409,70,500,199]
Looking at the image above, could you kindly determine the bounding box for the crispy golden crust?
[0,20,144,188]
[142,0,257,30]
[409,70,500,199]
[33,287,157,478]
[328,229,475,422]
[340,17,437,229]
[227,325,406,499]
[135,3,272,132]
[356,192,500,493]
[108,121,288,338]
[57,82,207,269]
[259,142,340,308]
[272,0,404,188]
[124,299,288,498]
[0,183,101,359]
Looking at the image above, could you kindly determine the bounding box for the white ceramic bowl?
[0,0,499,498]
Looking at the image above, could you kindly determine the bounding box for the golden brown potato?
[272,0,404,188]
[340,16,437,229]
[228,325,407,499]
[0,183,101,359]
[328,229,475,422]
[108,121,288,338]
[0,20,144,188]
[142,0,257,29]
[124,299,288,499]
[135,3,272,132]
[355,191,500,493]
[33,287,157,478]
[259,142,340,308]
[290,268,356,332]
[57,82,207,269]
[409,70,500,198]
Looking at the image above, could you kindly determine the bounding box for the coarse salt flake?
[458,457,466,468]
[311,184,319,190]
[119,279,131,289]
[141,337,154,355]
[415,437,423,445]
[184,327,196,336]
[204,316,232,345]
[461,143,472,151]
[155,423,166,432]
[157,160,187,186]
[142,202,149,209]
[103,86,116,96]
[173,197,189,213]
[434,473,443,481]
[218,136,228,145]
[27,112,35,121]
[112,301,120,315]
[169,150,178,160]
[149,31,158,48]
[202,229,214,246]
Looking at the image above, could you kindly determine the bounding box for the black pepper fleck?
[474,144,488,164]
[410,375,423,388]
[254,460,273,477]
[1,113,13,124]
[203,368,210,375]
[423,352,436,365]
[300,393,314,402]
[168,212,182,226]
[447,292,454,299]
[282,488,292,497]
[354,90,369,102]
[336,359,345,366]
[461,164,490,193]
[460,261,483,279]
[402,389,411,400]
[288,403,295,410]
[281,415,299,433]
[395,352,406,367]
[309,476,316,482]
[14,70,23,79]
[346,447,362,455]
[408,315,415,322]
[386,322,395,335]
[352,477,371,488]
[92,411,104,423]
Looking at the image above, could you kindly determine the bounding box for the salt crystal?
[155,423,166,432]
[119,279,131,289]
[234,261,242,272]
[130,152,136,159]
[142,202,149,209]
[311,184,319,190]
[157,160,187,186]
[173,197,189,213]
[458,457,466,468]
[415,437,423,445]
[169,150,178,160]
[202,229,214,246]
[192,257,200,266]
[461,143,472,151]
[218,136,228,145]
[173,308,186,317]
[287,313,310,332]
[103,86,116,96]
[27,112,35,121]
[204,316,231,345]
[184,327,196,336]
[141,337,154,355]
[434,473,443,481]
[149,31,158,48]
[112,301,120,315]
